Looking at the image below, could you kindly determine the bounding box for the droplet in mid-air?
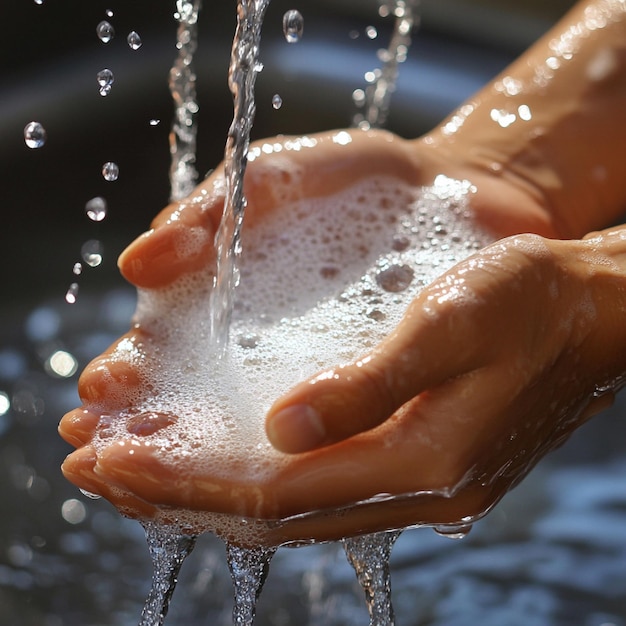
[34,0,44,5]
[85,196,108,222]
[24,122,47,149]
[282,9,304,43]
[65,283,79,304]
[149,119,161,126]
[272,94,282,109]
[97,69,114,96]
[97,20,115,43]
[73,263,83,276]
[127,31,142,50]
[102,161,119,181]
[81,240,104,267]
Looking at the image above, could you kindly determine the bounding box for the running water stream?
[139,522,197,626]
[169,0,202,201]
[137,0,419,623]
[343,531,402,626]
[210,0,271,354]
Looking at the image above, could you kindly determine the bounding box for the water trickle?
[96,20,115,43]
[168,0,202,201]
[209,0,271,354]
[81,239,103,267]
[24,121,46,149]
[96,68,115,96]
[127,30,143,50]
[101,161,119,181]
[271,93,282,109]
[352,0,419,129]
[226,542,276,626]
[342,530,402,626]
[282,9,304,43]
[139,522,197,626]
[85,196,107,222]
[65,283,79,304]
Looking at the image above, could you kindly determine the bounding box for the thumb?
[265,298,483,454]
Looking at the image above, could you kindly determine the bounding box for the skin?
[59,0,626,545]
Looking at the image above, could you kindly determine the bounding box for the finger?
[265,294,487,454]
[58,407,100,447]
[118,187,223,289]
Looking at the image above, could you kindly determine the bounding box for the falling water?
[209,0,271,354]
[342,531,402,626]
[169,0,202,201]
[138,522,197,626]
[353,0,419,129]
[226,543,277,626]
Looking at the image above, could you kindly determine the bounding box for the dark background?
[1,0,576,313]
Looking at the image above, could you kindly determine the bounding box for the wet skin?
[59,0,626,544]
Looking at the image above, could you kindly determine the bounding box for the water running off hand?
[226,543,277,626]
[139,522,197,626]
[343,531,402,626]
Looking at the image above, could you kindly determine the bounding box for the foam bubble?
[92,176,489,491]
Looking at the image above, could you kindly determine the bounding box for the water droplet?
[85,196,108,221]
[433,524,472,540]
[149,119,161,126]
[96,20,115,43]
[101,161,119,181]
[127,30,142,50]
[24,122,46,149]
[365,25,378,39]
[271,94,282,110]
[81,240,103,267]
[97,69,114,96]
[105,9,113,17]
[282,9,304,43]
[376,264,414,292]
[34,0,44,5]
[65,283,79,304]
[72,262,83,275]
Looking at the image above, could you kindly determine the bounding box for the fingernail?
[266,404,326,453]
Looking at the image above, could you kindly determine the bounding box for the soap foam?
[93,175,490,487]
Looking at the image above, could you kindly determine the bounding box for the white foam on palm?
[93,175,490,484]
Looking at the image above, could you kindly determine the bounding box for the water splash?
[226,542,276,626]
[168,0,202,201]
[138,522,197,626]
[342,530,402,626]
[24,121,46,149]
[209,0,271,354]
[282,9,304,43]
[353,0,419,129]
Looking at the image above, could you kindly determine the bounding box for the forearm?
[423,0,626,238]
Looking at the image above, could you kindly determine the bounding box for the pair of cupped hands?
[117,127,626,530]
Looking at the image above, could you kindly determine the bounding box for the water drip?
[226,542,276,626]
[342,530,402,626]
[138,521,197,626]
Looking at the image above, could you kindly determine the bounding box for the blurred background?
[3,1,626,625]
